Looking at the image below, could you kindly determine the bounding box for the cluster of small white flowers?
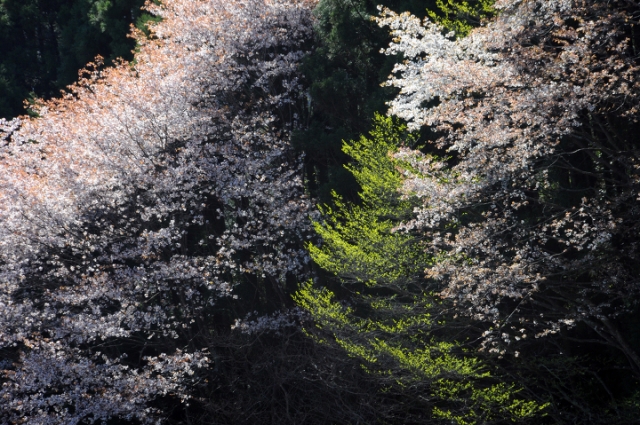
[0,0,317,422]
[231,307,309,335]
[378,0,640,356]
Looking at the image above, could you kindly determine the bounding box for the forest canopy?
[1,0,640,424]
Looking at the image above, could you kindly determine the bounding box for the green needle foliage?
[427,0,496,37]
[295,114,546,424]
[307,114,423,285]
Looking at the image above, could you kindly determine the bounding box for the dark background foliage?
[294,0,438,203]
[0,0,157,118]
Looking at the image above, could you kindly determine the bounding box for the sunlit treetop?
[0,0,317,423]
[378,0,640,369]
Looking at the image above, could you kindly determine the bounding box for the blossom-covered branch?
[379,0,640,366]
[0,0,316,422]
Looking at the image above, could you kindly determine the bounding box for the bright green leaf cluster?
[295,114,546,424]
[307,114,427,285]
[428,0,496,37]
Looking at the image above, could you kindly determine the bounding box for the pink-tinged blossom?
[379,0,640,367]
[0,0,316,422]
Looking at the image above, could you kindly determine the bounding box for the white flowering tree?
[0,0,316,422]
[378,0,640,371]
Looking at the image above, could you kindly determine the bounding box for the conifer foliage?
[0,0,315,422]
[0,0,152,119]
[295,115,545,425]
[296,1,640,423]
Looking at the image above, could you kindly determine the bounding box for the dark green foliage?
[0,0,151,118]
[295,0,437,203]
[297,2,640,423]
[3,0,638,423]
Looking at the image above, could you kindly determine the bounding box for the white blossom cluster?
[0,0,316,422]
[231,307,309,335]
[378,0,640,357]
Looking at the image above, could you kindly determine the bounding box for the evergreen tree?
[374,0,640,421]
[295,115,545,424]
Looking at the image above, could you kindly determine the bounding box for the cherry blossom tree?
[378,0,640,372]
[0,0,316,422]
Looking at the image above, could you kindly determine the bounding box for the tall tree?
[295,115,545,425]
[376,0,640,414]
[0,0,315,422]
[295,0,493,203]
